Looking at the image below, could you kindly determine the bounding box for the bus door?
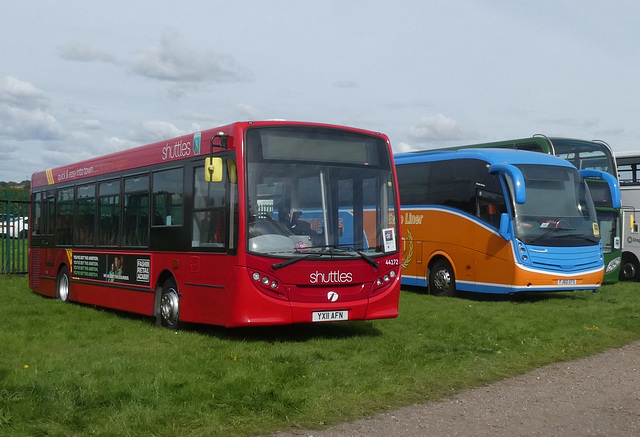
[29,191,56,289]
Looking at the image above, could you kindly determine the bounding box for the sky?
[2,1,640,183]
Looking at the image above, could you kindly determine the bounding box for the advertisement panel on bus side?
[72,251,151,286]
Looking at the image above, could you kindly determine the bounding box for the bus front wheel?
[620,256,639,281]
[160,279,180,329]
[56,266,70,302]
[429,259,456,297]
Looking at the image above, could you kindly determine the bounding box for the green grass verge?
[1,276,639,436]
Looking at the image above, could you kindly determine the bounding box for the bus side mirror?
[499,213,511,240]
[579,169,621,209]
[488,163,526,204]
[205,157,223,182]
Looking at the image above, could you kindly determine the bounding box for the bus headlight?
[372,268,399,295]
[249,269,287,300]
[606,256,621,273]
[516,241,531,266]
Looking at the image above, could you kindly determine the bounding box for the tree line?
[0,180,30,190]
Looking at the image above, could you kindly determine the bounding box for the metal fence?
[1,190,30,274]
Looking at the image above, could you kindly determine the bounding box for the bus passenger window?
[75,184,96,246]
[122,175,149,247]
[56,188,74,246]
[98,180,120,246]
[153,168,184,226]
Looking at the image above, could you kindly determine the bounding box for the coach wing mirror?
[205,157,223,182]
[488,163,526,204]
[579,169,621,209]
[498,213,512,240]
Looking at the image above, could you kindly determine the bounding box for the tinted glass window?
[153,168,184,226]
[123,175,149,247]
[56,187,74,245]
[193,165,228,248]
[98,180,120,246]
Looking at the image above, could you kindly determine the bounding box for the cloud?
[70,119,101,130]
[409,114,470,142]
[57,29,252,97]
[333,80,358,88]
[106,136,140,153]
[393,142,415,154]
[129,120,183,143]
[234,103,262,120]
[0,76,63,141]
[0,76,50,110]
[57,44,119,64]
[128,29,252,84]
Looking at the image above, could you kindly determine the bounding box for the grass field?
[1,275,639,436]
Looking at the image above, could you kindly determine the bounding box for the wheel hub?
[433,269,451,291]
[161,290,179,325]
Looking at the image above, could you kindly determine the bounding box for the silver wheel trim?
[58,274,69,301]
[433,268,451,291]
[161,289,179,325]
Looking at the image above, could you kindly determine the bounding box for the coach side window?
[476,172,507,228]
[396,163,431,206]
[428,160,476,215]
[153,168,184,226]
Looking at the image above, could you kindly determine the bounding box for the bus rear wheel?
[160,279,180,329]
[56,266,70,302]
[429,259,456,297]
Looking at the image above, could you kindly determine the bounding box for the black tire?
[620,257,639,281]
[429,258,456,297]
[159,279,180,329]
[56,266,71,302]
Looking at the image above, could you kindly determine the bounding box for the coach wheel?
[620,259,639,281]
[160,279,180,329]
[429,259,456,297]
[56,266,70,302]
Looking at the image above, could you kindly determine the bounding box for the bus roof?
[394,148,577,169]
[427,135,612,155]
[31,120,387,189]
[614,151,640,164]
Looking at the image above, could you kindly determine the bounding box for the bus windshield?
[552,139,616,176]
[510,164,600,246]
[246,127,397,258]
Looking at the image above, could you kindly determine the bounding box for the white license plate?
[312,310,349,322]
[557,279,577,285]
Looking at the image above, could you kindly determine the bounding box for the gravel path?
[274,341,640,437]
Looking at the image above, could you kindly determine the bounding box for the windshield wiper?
[270,246,379,270]
[271,254,322,270]
[333,245,379,268]
[354,249,379,268]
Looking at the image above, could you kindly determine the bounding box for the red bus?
[29,121,401,328]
